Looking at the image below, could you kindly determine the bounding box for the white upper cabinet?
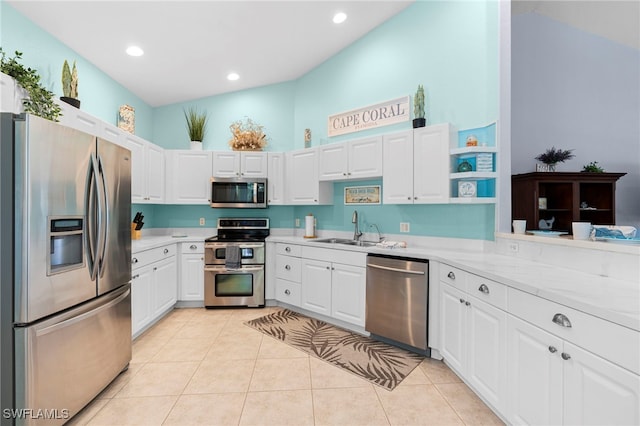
[413,124,452,203]
[383,124,453,204]
[212,151,267,178]
[286,147,333,205]
[165,150,213,204]
[318,135,382,181]
[124,133,164,204]
[267,152,286,205]
[382,130,414,204]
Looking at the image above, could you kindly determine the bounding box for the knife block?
[131,223,141,240]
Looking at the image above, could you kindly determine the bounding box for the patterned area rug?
[245,309,424,391]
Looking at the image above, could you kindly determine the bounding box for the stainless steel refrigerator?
[0,113,132,425]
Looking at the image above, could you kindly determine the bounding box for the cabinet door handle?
[285,265,291,270]
[407,197,411,200]
[326,266,330,270]
[285,246,291,252]
[414,196,418,200]
[548,346,557,353]
[459,298,465,304]
[465,301,471,306]
[561,352,571,360]
[552,313,572,328]
[190,244,197,250]
[132,258,138,264]
[448,271,456,280]
[284,289,291,295]
[164,248,169,254]
[153,267,157,271]
[478,284,490,294]
[132,274,139,279]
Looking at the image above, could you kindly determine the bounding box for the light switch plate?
[400,222,410,233]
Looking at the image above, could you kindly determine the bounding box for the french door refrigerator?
[0,113,132,425]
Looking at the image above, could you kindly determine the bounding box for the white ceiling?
[512,0,640,51]
[7,1,413,107]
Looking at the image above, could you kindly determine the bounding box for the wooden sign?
[328,96,410,137]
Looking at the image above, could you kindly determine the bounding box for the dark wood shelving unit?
[511,172,626,233]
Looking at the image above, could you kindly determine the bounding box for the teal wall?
[6,1,499,240]
[0,3,154,140]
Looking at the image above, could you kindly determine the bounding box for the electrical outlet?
[199,217,205,226]
[508,242,519,253]
[295,218,300,227]
[400,222,410,233]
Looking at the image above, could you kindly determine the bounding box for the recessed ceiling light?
[227,72,240,81]
[126,46,144,57]
[333,12,347,24]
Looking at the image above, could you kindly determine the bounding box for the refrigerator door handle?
[85,154,100,281]
[96,155,109,277]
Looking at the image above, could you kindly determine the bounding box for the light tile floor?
[67,307,504,426]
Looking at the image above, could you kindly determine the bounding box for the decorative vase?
[457,160,473,173]
[60,96,81,109]
[190,141,202,151]
[412,118,426,129]
[536,163,556,172]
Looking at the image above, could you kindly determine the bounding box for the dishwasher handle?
[367,263,425,275]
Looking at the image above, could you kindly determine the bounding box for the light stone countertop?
[267,235,640,332]
[130,232,639,331]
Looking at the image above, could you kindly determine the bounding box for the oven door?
[204,265,265,307]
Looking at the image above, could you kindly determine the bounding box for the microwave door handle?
[253,182,258,203]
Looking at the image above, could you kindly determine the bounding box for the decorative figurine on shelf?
[304,128,312,148]
[465,135,478,146]
[413,84,426,128]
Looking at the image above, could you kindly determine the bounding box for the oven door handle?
[205,243,264,249]
[204,266,264,272]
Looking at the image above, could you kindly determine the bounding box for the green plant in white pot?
[184,107,209,150]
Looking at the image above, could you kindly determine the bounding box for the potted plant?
[184,107,209,150]
[534,147,574,172]
[228,117,268,151]
[582,161,604,173]
[61,59,80,108]
[0,48,61,121]
[413,84,426,128]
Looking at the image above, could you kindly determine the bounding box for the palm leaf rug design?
[245,309,424,390]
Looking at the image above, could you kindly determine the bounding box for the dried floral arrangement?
[535,147,574,164]
[228,117,268,151]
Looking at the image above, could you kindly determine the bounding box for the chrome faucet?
[352,210,363,241]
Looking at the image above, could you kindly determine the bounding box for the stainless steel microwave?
[210,177,267,208]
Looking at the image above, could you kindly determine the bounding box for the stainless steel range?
[204,218,269,308]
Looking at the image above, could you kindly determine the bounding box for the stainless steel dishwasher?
[365,254,429,355]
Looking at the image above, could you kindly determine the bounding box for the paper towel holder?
[303,213,317,239]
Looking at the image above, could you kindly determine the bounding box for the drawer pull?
[561,352,571,360]
[132,257,138,264]
[478,284,490,294]
[285,246,291,252]
[548,346,557,353]
[190,244,197,250]
[285,265,291,270]
[552,313,572,328]
[284,289,291,295]
[164,248,169,254]
[447,271,456,280]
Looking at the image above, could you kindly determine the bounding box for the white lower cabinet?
[179,242,204,301]
[301,259,332,316]
[131,245,177,337]
[330,263,366,327]
[440,281,507,413]
[507,314,640,426]
[273,243,365,328]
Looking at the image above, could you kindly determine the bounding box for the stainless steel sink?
[314,238,378,247]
